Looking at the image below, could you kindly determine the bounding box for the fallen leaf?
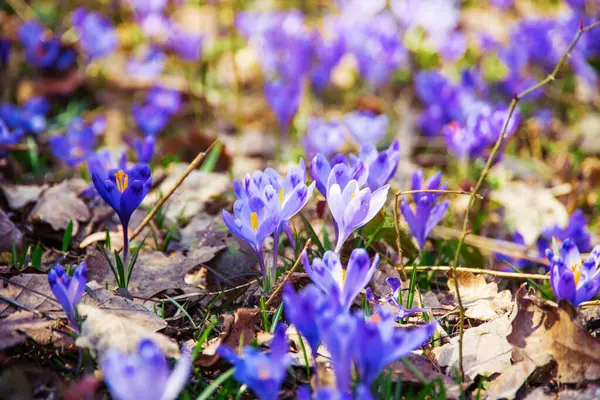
[28,180,90,233]
[75,303,177,358]
[486,359,537,400]
[0,311,70,349]
[0,274,57,317]
[507,286,600,384]
[433,313,513,379]
[0,208,22,252]
[491,182,568,246]
[143,164,229,222]
[0,184,48,210]
[196,308,260,367]
[448,271,513,321]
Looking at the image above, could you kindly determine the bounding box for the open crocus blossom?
[49,121,95,167]
[218,324,292,400]
[101,339,191,400]
[303,249,379,312]
[48,262,87,332]
[327,171,389,253]
[365,277,427,321]
[400,170,450,250]
[344,111,389,147]
[71,7,117,61]
[222,196,277,280]
[283,283,327,356]
[310,153,366,198]
[356,309,435,387]
[360,140,400,191]
[546,239,600,306]
[92,163,152,263]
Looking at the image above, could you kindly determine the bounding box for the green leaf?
[31,243,43,270]
[114,250,126,288]
[20,245,29,269]
[406,262,418,310]
[200,141,222,173]
[105,227,111,249]
[62,220,74,253]
[270,303,284,333]
[127,238,146,285]
[299,212,325,255]
[11,242,18,268]
[96,243,120,287]
[362,209,419,260]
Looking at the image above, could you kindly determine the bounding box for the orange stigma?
[114,170,129,193]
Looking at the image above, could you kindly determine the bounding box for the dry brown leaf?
[196,308,260,367]
[433,313,513,379]
[75,303,177,358]
[0,183,48,210]
[507,286,600,384]
[448,271,513,321]
[0,311,71,349]
[0,274,58,317]
[143,165,229,222]
[486,359,537,400]
[28,180,90,233]
[0,208,22,252]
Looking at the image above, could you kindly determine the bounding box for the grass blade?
[62,220,73,253]
[31,243,43,270]
[299,212,325,255]
[196,368,236,400]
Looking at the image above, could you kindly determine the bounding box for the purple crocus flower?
[0,38,11,69]
[101,339,191,400]
[48,262,87,332]
[84,150,127,198]
[145,86,181,116]
[127,47,166,80]
[336,0,386,15]
[218,324,292,400]
[344,111,389,147]
[400,170,450,250]
[49,122,95,168]
[18,20,76,72]
[138,13,171,40]
[135,135,156,163]
[365,277,427,321]
[546,239,600,306]
[496,231,531,271]
[303,249,379,312]
[72,7,118,61]
[490,0,513,9]
[0,119,23,151]
[355,309,435,386]
[326,170,389,252]
[92,163,152,263]
[538,209,592,254]
[311,19,345,91]
[126,0,167,17]
[302,117,346,160]
[0,101,47,135]
[222,196,277,279]
[167,25,203,61]
[283,283,326,357]
[310,153,366,198]
[264,80,302,135]
[132,103,170,136]
[360,140,400,192]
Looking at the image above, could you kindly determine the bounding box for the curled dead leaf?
[448,271,513,321]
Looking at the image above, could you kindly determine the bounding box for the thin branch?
[393,193,406,280]
[396,189,483,199]
[265,239,311,308]
[120,140,219,249]
[400,266,549,281]
[449,20,600,382]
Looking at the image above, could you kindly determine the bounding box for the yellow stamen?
[258,365,271,380]
[341,268,347,283]
[279,188,284,204]
[114,170,129,193]
[351,193,356,198]
[250,212,259,231]
[571,261,582,286]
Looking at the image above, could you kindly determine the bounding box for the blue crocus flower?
[218,324,292,400]
[303,249,379,312]
[283,283,327,356]
[0,38,11,69]
[0,119,24,151]
[127,47,166,80]
[72,7,117,61]
[496,231,532,271]
[49,122,95,167]
[48,262,87,332]
[101,338,191,400]
[311,20,345,91]
[360,140,400,192]
[264,80,302,135]
[546,239,600,306]
[132,103,170,136]
[0,97,49,134]
[355,309,435,387]
[18,20,76,71]
[84,150,127,198]
[326,167,389,252]
[135,135,156,163]
[92,163,152,263]
[538,209,592,254]
[145,86,182,116]
[344,111,389,147]
[302,117,346,160]
[310,153,366,198]
[400,170,450,250]
[365,277,427,321]
[167,25,203,61]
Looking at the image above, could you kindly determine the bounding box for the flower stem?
[272,229,280,287]
[122,224,129,271]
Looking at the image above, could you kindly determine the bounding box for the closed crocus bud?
[48,263,87,332]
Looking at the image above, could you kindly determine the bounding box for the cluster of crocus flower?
[0,97,49,135]
[400,170,450,251]
[100,338,191,400]
[49,117,106,167]
[18,20,77,73]
[133,86,181,139]
[48,262,87,332]
[546,239,600,306]
[0,119,24,154]
[71,7,117,61]
[223,159,314,286]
